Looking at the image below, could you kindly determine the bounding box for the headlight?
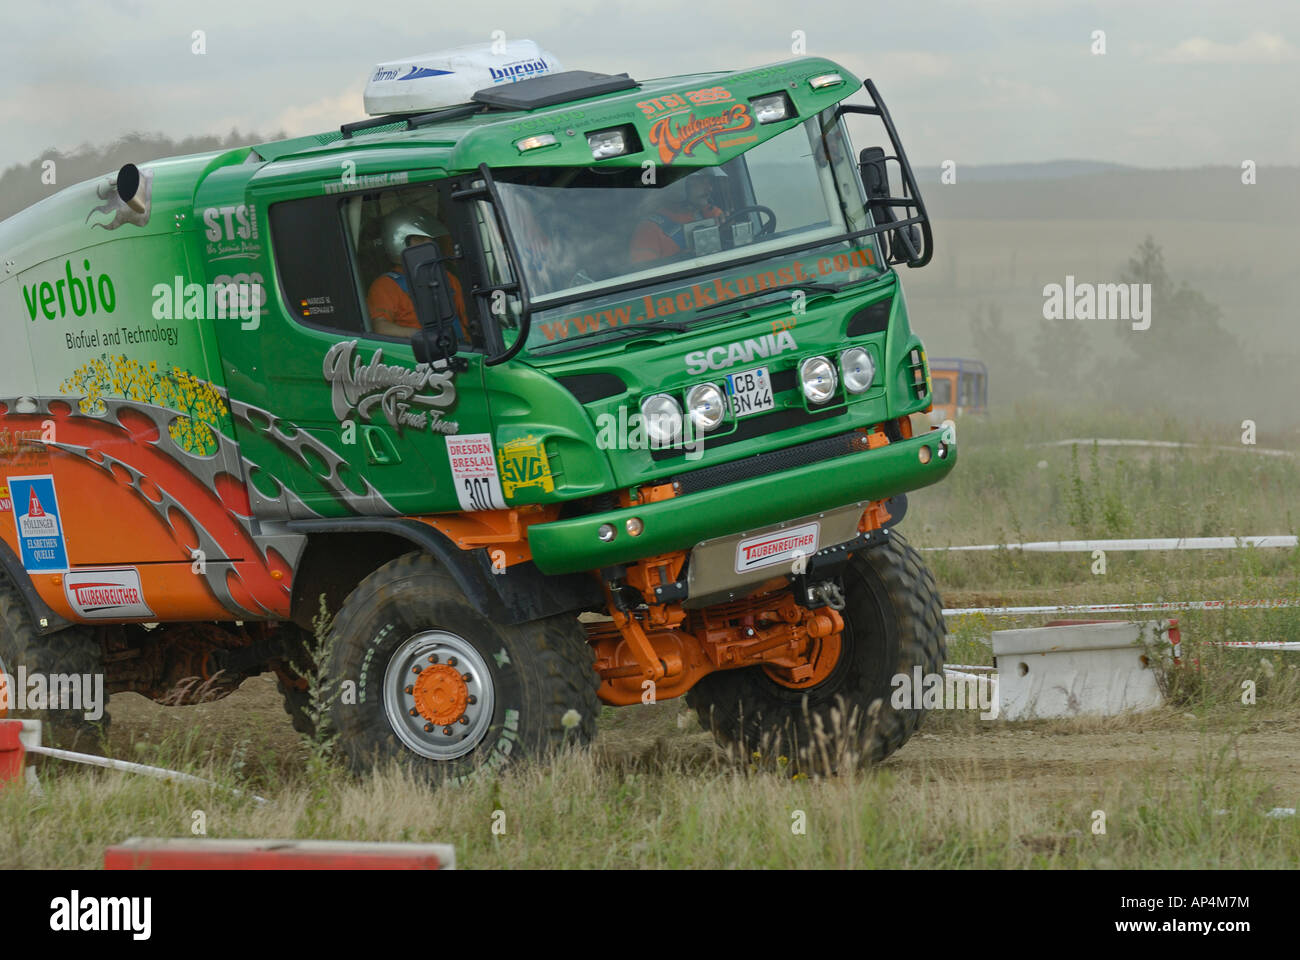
[587,127,629,160]
[798,356,838,405]
[840,347,875,394]
[749,92,793,124]
[640,393,683,445]
[808,73,845,90]
[515,133,558,153]
[685,382,726,432]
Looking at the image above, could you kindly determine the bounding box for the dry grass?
[3,405,1298,868]
[4,696,1296,869]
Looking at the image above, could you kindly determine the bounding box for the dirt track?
[105,673,1300,808]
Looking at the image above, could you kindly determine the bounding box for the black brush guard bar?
[837,79,933,268]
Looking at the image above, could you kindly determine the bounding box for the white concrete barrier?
[992,621,1175,720]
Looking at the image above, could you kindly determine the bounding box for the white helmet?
[381,208,449,263]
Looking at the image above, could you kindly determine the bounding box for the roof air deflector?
[472,71,639,110]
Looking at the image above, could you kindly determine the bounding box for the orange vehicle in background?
[928,358,987,422]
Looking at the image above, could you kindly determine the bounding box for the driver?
[629,169,727,264]
[367,208,467,338]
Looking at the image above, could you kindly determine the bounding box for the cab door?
[211,169,496,520]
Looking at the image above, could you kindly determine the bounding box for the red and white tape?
[943,599,1300,617]
[925,536,1297,553]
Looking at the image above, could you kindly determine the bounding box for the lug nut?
[458,715,469,725]
[411,665,422,674]
[405,685,414,695]
[443,726,453,735]
[427,654,439,664]
[467,695,477,705]
[408,708,419,716]
[462,672,472,682]
[424,723,435,732]
[447,657,458,667]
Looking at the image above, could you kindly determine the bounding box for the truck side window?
[268,196,366,333]
[342,183,484,351]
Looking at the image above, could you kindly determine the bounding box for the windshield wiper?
[530,319,691,355]
[692,281,847,319]
[605,320,692,335]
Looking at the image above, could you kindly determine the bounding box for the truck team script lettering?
[648,104,754,164]
[323,340,458,435]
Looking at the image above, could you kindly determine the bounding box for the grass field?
[3,403,1298,869]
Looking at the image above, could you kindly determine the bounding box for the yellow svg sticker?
[498,435,554,499]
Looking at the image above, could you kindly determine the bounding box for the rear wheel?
[687,531,945,773]
[326,552,600,782]
[0,577,109,751]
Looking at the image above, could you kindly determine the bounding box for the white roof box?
[363,40,563,115]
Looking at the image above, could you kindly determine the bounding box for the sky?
[1,0,1298,171]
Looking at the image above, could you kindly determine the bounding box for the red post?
[104,838,454,869]
[0,719,27,788]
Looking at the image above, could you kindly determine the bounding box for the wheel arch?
[284,518,603,629]
[0,538,76,635]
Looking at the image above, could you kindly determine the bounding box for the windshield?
[490,109,883,355]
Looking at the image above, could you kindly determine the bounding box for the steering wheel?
[722,204,777,237]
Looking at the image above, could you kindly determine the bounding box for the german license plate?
[727,366,773,418]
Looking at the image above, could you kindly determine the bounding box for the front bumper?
[527,429,955,575]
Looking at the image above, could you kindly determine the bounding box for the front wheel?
[687,532,946,773]
[325,553,600,782]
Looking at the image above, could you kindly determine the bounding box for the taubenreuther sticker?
[65,568,153,619]
[735,522,820,574]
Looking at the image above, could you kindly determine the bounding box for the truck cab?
[928,358,988,422]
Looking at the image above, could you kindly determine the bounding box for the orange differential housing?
[586,498,891,705]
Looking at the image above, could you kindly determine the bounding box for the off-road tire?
[0,577,110,752]
[270,625,320,739]
[276,674,316,738]
[326,552,600,781]
[686,531,945,773]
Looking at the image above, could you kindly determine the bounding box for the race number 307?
[447,433,507,512]
[462,476,498,512]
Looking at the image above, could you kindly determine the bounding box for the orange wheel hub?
[765,631,843,689]
[412,663,470,725]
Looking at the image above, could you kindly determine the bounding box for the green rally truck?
[0,40,954,778]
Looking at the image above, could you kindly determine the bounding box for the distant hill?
[0,130,283,223]
[918,164,1300,224]
[5,138,1296,229]
[914,160,1133,182]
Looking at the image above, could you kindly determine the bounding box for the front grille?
[557,372,627,403]
[846,296,892,336]
[671,428,867,495]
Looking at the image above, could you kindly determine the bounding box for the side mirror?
[858,146,890,199]
[401,241,459,364]
[858,146,921,262]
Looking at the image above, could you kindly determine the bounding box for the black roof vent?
[472,71,639,111]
